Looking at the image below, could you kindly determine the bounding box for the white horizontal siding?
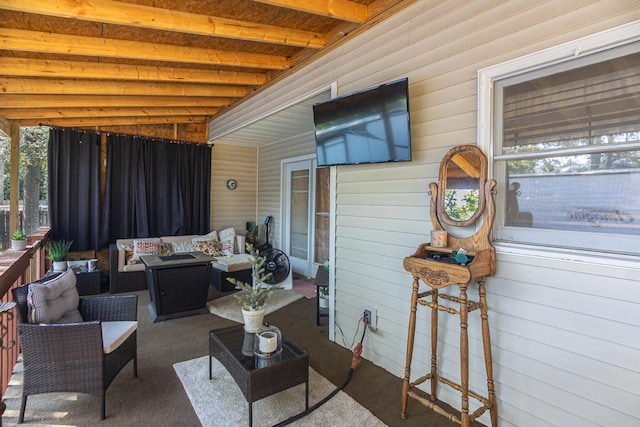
[207,1,640,426]
[256,134,316,248]
[210,143,257,232]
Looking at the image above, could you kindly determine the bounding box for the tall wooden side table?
[401,145,498,427]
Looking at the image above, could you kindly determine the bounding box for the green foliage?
[11,229,26,240]
[0,126,49,201]
[47,239,73,262]
[227,244,281,311]
[444,189,479,221]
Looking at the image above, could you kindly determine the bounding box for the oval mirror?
[437,145,487,227]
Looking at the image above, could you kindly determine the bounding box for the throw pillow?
[193,240,224,257]
[160,242,174,255]
[172,240,195,253]
[218,227,236,255]
[131,240,162,262]
[26,270,83,324]
[193,231,218,242]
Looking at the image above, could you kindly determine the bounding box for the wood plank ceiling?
[0,0,417,143]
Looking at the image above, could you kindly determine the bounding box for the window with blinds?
[492,42,640,255]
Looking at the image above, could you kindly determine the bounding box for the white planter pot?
[11,240,27,251]
[319,295,329,308]
[52,261,67,272]
[241,307,266,333]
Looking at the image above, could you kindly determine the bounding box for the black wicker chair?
[12,284,138,423]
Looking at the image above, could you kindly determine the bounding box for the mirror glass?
[437,146,487,226]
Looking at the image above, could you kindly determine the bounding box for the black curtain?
[100,134,211,246]
[48,127,101,251]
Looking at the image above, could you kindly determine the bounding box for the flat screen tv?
[312,78,411,167]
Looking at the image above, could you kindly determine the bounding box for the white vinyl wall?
[208,1,640,425]
[210,143,257,232]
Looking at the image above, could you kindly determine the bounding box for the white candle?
[430,230,448,248]
[259,332,277,353]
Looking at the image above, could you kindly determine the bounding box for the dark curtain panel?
[100,135,211,246]
[48,127,101,251]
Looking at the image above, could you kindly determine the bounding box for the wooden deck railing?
[0,227,50,416]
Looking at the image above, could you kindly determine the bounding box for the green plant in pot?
[227,244,281,332]
[48,240,73,272]
[11,229,27,251]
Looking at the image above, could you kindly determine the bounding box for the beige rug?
[174,356,387,427]
[207,289,302,323]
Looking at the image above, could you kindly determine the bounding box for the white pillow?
[172,240,195,253]
[131,239,162,262]
[218,227,236,255]
[193,231,218,242]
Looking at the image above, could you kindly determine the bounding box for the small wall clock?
[226,179,237,190]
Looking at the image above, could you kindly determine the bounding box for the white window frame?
[478,21,640,262]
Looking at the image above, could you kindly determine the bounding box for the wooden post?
[9,121,20,236]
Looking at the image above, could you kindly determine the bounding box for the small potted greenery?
[227,244,281,332]
[10,229,27,251]
[48,239,73,271]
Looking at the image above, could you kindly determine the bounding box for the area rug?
[292,278,317,299]
[207,289,303,323]
[173,356,386,427]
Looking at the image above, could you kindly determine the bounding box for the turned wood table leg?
[401,276,420,419]
[430,288,439,400]
[459,284,470,427]
[479,280,498,426]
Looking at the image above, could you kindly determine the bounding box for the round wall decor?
[226,179,237,190]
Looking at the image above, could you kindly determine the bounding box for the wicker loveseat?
[12,271,138,423]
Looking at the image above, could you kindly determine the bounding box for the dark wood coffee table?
[208,325,309,426]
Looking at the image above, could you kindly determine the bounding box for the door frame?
[280,154,317,278]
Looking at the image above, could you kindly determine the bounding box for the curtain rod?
[44,125,210,147]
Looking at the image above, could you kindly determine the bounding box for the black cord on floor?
[272,318,368,427]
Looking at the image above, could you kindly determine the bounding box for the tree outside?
[0,126,49,246]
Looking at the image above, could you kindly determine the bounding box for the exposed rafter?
[255,0,369,23]
[0,95,233,109]
[20,116,209,127]
[0,58,267,85]
[0,107,221,120]
[0,78,248,98]
[0,28,292,70]
[0,0,326,48]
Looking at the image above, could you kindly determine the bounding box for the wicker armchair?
[12,284,138,423]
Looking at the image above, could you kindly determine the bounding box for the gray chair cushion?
[26,269,83,324]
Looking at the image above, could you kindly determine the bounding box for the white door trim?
[280,154,316,278]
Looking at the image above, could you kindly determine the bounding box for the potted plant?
[227,244,281,332]
[48,240,73,271]
[10,229,27,251]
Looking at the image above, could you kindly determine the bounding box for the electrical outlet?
[361,306,377,329]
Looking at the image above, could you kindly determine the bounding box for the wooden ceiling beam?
[255,0,368,23]
[0,28,291,70]
[0,107,221,120]
[21,116,209,127]
[0,0,325,48]
[0,58,267,85]
[0,77,248,98]
[0,95,233,108]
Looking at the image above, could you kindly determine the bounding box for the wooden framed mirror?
[436,145,488,227]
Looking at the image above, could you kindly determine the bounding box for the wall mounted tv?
[312,78,411,167]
